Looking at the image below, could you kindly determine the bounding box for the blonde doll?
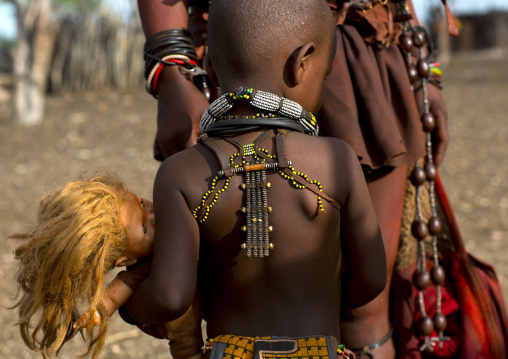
[11,174,202,359]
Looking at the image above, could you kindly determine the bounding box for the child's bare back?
[132,128,385,339]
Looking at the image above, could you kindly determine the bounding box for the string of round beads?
[192,177,231,223]
[398,1,448,352]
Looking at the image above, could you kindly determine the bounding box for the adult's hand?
[154,65,210,160]
[427,83,448,166]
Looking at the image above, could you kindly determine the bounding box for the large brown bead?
[428,216,442,235]
[424,163,438,181]
[421,112,436,132]
[412,30,426,48]
[431,265,446,285]
[418,316,434,336]
[408,64,419,84]
[399,34,414,52]
[413,270,431,290]
[410,166,426,186]
[412,220,429,240]
[417,59,430,78]
[434,312,448,332]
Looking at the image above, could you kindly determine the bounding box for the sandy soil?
[0,53,507,358]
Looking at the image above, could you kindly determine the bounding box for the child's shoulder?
[289,132,358,163]
[155,144,217,187]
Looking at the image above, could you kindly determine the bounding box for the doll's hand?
[427,84,448,166]
[73,310,101,329]
[154,66,210,160]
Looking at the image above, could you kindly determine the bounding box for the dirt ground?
[1,52,507,358]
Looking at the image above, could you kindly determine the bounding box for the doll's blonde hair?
[11,173,128,359]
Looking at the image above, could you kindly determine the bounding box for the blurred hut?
[453,11,508,52]
[8,0,144,125]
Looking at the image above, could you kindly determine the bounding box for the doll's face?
[119,191,155,261]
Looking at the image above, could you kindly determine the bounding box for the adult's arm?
[339,143,387,310]
[137,0,190,37]
[137,0,210,159]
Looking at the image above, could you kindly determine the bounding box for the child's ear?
[287,42,316,87]
[114,257,137,268]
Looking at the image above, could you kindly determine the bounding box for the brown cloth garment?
[319,2,425,171]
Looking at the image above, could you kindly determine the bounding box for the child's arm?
[338,143,387,310]
[123,158,200,324]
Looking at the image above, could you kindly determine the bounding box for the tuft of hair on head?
[9,172,128,359]
[207,0,335,86]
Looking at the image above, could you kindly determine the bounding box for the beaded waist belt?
[203,335,356,359]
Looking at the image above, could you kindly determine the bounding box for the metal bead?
[424,163,438,181]
[201,86,211,101]
[399,34,414,52]
[417,59,430,78]
[410,166,427,186]
[421,112,436,132]
[408,64,419,84]
[418,316,434,336]
[434,312,448,332]
[411,220,429,240]
[428,216,442,235]
[412,270,431,290]
[235,86,247,95]
[431,265,446,285]
[412,30,426,48]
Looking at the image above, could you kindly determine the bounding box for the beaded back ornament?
[194,88,340,258]
[395,0,448,352]
[194,132,337,258]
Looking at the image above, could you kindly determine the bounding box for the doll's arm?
[73,277,133,329]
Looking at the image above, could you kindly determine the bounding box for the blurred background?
[0,0,507,358]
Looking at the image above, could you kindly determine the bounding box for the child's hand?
[73,310,101,329]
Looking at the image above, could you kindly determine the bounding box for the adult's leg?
[340,165,407,359]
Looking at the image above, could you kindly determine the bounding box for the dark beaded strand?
[397,1,449,352]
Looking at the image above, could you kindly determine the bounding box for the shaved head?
[207,0,335,87]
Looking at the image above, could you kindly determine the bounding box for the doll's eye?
[141,201,146,211]
[143,224,147,234]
